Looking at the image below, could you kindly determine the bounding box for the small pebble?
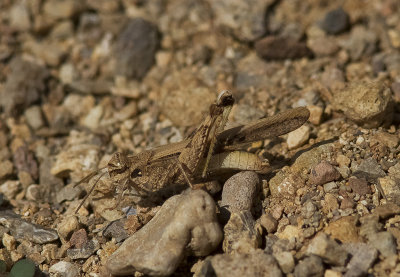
[24,105,44,130]
[57,216,80,241]
[348,177,371,196]
[114,18,158,79]
[340,197,355,210]
[307,105,323,125]
[69,229,88,249]
[0,160,13,180]
[287,125,310,150]
[223,211,261,254]
[2,233,16,251]
[342,243,377,276]
[325,270,341,277]
[309,161,341,186]
[0,181,21,200]
[368,232,397,258]
[273,251,295,274]
[49,261,80,277]
[320,8,350,35]
[209,0,269,41]
[323,181,337,193]
[221,171,259,215]
[294,255,324,277]
[67,239,100,260]
[25,184,41,201]
[200,250,282,277]
[336,154,350,167]
[306,232,348,266]
[260,213,278,233]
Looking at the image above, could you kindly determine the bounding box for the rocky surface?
[106,189,222,276]
[0,0,400,276]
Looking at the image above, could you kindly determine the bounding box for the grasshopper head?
[108,152,130,178]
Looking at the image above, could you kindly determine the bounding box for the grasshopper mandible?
[75,91,310,212]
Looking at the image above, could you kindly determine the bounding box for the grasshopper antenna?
[75,168,107,214]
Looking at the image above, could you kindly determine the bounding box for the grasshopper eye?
[131,168,142,178]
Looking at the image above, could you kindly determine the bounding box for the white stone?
[287,125,310,149]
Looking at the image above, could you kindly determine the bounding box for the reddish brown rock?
[348,177,371,196]
[309,161,341,186]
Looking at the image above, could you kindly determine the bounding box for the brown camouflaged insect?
[75,91,310,212]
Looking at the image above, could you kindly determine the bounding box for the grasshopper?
[75,91,310,212]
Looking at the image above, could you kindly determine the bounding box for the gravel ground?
[0,0,400,276]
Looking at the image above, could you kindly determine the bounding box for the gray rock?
[273,251,295,274]
[353,157,386,182]
[68,79,112,95]
[114,18,158,79]
[0,57,49,116]
[359,214,381,238]
[56,183,83,203]
[67,239,100,259]
[24,105,44,130]
[38,156,64,203]
[198,249,282,277]
[49,261,80,277]
[294,255,324,277]
[339,26,377,61]
[323,181,338,193]
[221,171,260,215]
[106,189,222,276]
[231,104,265,124]
[260,213,278,233]
[10,3,31,31]
[234,54,273,92]
[222,211,261,254]
[102,219,129,243]
[320,8,350,35]
[25,184,41,201]
[306,232,348,266]
[342,243,377,277]
[368,232,397,258]
[301,200,317,219]
[0,181,19,204]
[333,80,393,128]
[0,211,58,244]
[209,0,274,41]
